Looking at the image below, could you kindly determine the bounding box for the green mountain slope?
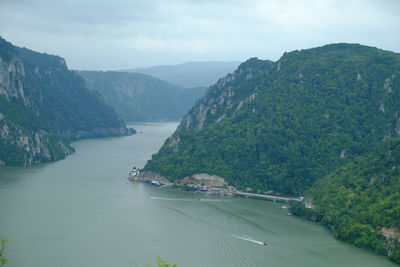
[144,44,400,196]
[76,70,207,121]
[0,37,132,165]
[291,138,400,263]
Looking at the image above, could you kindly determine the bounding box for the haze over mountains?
[121,61,241,88]
[76,61,241,122]
[77,70,207,122]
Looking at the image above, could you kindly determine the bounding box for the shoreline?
[129,170,306,204]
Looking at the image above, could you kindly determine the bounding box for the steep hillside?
[121,61,240,88]
[291,138,400,263]
[77,71,206,121]
[0,37,132,166]
[144,44,400,195]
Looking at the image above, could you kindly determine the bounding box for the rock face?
[179,58,273,130]
[0,37,132,166]
[0,52,28,104]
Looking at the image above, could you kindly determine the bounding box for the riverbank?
[130,170,306,204]
[1,122,397,267]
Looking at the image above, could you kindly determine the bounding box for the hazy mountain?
[121,61,241,88]
[0,37,132,166]
[77,70,207,122]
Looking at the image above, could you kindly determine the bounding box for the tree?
[155,257,178,267]
[0,238,8,267]
[137,257,178,267]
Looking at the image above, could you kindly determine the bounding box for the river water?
[0,122,396,267]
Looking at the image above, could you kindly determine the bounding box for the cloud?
[0,0,399,70]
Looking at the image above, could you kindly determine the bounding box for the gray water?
[0,122,396,267]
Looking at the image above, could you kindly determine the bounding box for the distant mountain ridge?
[121,61,241,88]
[77,70,207,122]
[0,37,132,166]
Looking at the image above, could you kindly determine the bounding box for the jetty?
[128,170,307,204]
[234,191,303,202]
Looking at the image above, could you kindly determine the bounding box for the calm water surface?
[0,122,396,267]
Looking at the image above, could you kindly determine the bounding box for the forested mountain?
[144,44,400,195]
[143,43,400,263]
[77,70,207,122]
[291,137,400,263]
[0,37,132,166]
[121,61,241,88]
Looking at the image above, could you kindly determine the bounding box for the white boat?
[128,166,140,181]
[150,180,161,186]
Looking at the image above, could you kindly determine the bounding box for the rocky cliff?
[0,37,132,165]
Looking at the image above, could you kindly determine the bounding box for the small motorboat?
[263,242,268,246]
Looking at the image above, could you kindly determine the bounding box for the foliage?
[155,257,178,267]
[144,43,400,263]
[145,43,400,196]
[0,238,8,267]
[0,37,132,165]
[16,46,128,139]
[291,138,400,264]
[137,257,178,267]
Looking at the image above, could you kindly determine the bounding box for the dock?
[234,191,303,202]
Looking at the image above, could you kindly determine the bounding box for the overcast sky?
[0,0,399,70]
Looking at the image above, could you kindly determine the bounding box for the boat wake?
[231,235,265,246]
[150,196,194,201]
[199,198,225,202]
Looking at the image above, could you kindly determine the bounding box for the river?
[0,122,396,267]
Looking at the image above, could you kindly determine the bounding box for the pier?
[234,191,303,202]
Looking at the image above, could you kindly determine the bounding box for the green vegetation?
[0,238,8,267]
[137,257,178,267]
[145,44,400,195]
[77,70,206,122]
[291,137,400,263]
[16,47,129,139]
[144,43,400,263]
[0,37,132,166]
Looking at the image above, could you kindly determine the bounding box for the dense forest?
[144,43,400,263]
[291,138,400,263]
[145,44,400,195]
[0,37,133,165]
[77,70,206,122]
